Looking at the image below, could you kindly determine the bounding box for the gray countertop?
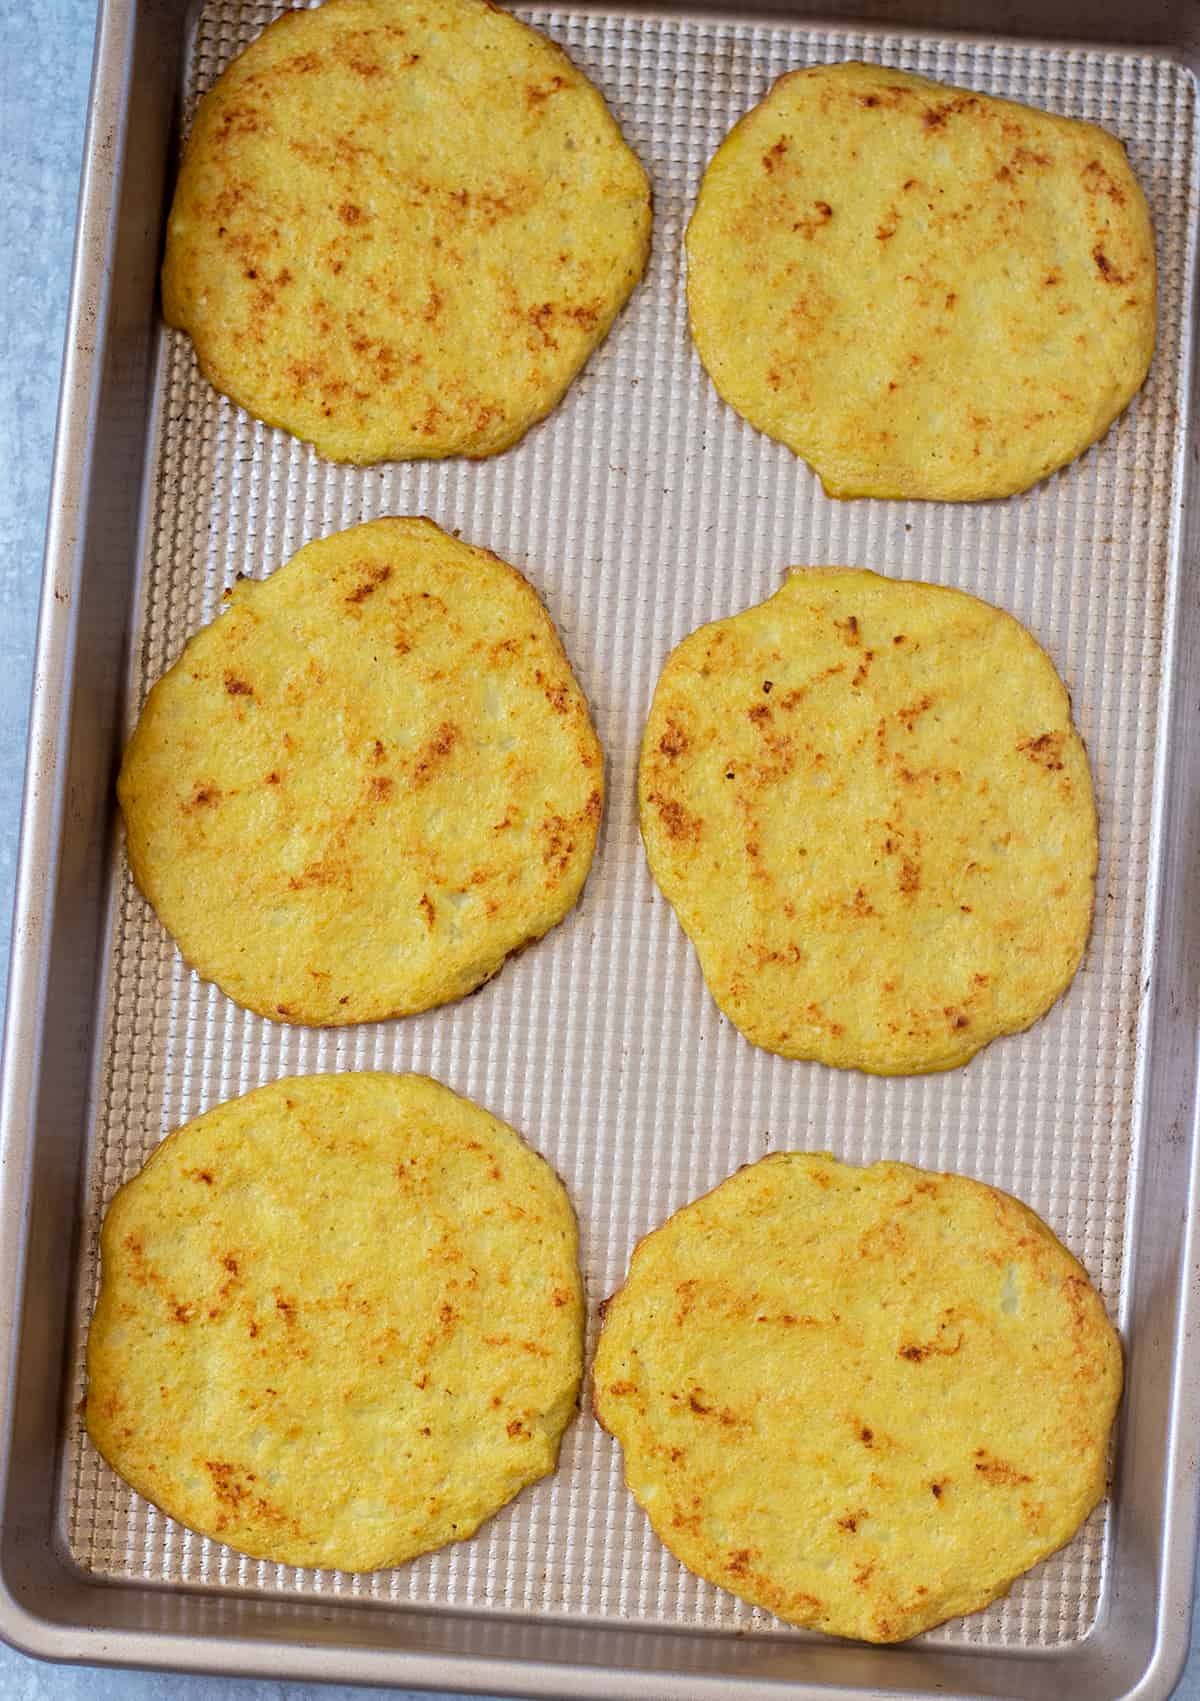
[1,1,1195,1697]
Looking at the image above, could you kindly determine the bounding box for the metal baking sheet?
[63,0,1194,1640]
[2,0,1199,1696]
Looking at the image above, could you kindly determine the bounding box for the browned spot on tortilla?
[921,94,978,130]
[412,721,459,784]
[649,793,701,842]
[1018,730,1065,769]
[852,650,874,687]
[205,1459,254,1507]
[891,690,932,731]
[1082,157,1127,206]
[527,73,567,108]
[658,720,688,757]
[794,201,833,238]
[843,887,876,918]
[536,668,571,714]
[1093,245,1129,285]
[974,1450,1033,1486]
[527,301,559,349]
[346,563,391,604]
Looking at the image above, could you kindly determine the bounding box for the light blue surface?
[0,1,1195,1698]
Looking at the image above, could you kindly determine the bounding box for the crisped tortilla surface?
[87,1072,584,1571]
[594,1152,1122,1642]
[119,517,603,1024]
[638,566,1096,1074]
[163,0,651,462]
[687,61,1155,499]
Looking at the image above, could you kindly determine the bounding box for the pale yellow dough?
[639,566,1097,1074]
[595,1152,1122,1641]
[163,0,651,462]
[687,61,1156,499]
[88,1072,584,1571]
[119,517,603,1024]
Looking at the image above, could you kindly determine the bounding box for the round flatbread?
[119,517,603,1024]
[87,1072,583,1571]
[163,0,651,463]
[594,1152,1122,1643]
[639,566,1096,1074]
[686,61,1155,500]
